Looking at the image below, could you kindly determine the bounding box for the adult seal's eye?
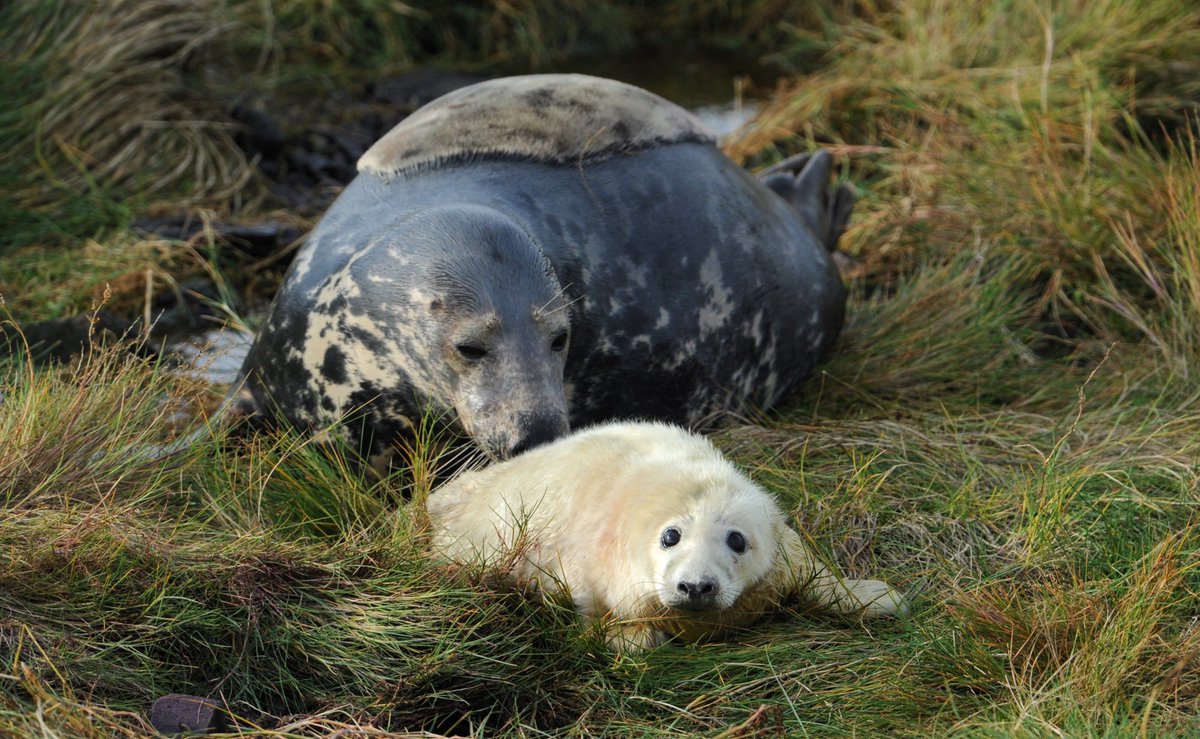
[727,531,747,554]
[661,527,681,548]
[550,332,568,352]
[455,343,488,361]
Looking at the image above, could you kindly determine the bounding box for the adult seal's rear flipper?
[759,151,855,252]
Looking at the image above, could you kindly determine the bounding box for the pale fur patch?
[359,74,717,179]
[426,421,907,651]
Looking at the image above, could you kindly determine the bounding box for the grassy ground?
[3,0,1200,735]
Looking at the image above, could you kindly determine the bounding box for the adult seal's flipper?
[760,151,856,252]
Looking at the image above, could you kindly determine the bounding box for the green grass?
[3,0,1200,735]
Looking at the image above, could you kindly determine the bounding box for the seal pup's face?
[421,207,572,459]
[645,474,779,614]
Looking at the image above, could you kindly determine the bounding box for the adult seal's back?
[237,74,852,465]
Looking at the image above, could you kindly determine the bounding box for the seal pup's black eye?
[727,531,747,554]
[455,343,488,361]
[661,527,681,548]
[550,332,568,352]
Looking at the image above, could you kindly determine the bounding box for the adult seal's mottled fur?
[236,74,852,464]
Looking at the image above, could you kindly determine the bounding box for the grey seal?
[235,74,852,464]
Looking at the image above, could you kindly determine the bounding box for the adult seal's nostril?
[508,413,570,458]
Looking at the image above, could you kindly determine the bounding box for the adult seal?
[236,74,852,464]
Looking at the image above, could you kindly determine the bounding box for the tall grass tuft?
[0,322,209,508]
[1092,131,1200,386]
[230,0,636,71]
[228,0,850,72]
[730,0,1200,387]
[0,342,613,734]
[0,1,257,253]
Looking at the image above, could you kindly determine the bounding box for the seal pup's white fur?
[427,421,906,650]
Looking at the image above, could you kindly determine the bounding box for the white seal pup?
[427,422,905,650]
[233,74,852,466]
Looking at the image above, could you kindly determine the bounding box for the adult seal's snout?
[510,413,570,458]
[233,74,851,467]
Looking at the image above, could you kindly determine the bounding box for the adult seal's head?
[243,203,572,462]
[398,206,572,458]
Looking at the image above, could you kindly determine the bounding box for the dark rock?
[149,277,228,334]
[149,694,230,736]
[329,126,374,163]
[0,312,154,363]
[290,149,333,180]
[230,103,286,159]
[218,68,488,216]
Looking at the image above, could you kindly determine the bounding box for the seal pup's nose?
[677,579,720,608]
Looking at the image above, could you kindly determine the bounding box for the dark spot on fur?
[321,345,348,384]
[338,381,419,461]
[567,96,597,115]
[347,324,388,356]
[523,88,556,109]
[316,294,349,316]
